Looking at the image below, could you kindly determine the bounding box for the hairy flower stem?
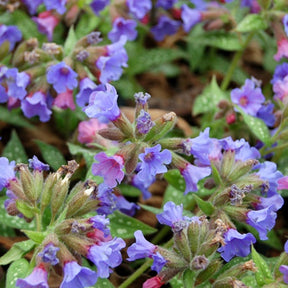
[220,32,256,91]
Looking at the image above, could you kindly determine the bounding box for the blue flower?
[0,25,22,51]
[138,144,172,183]
[218,229,256,262]
[181,4,202,32]
[60,261,98,288]
[90,0,110,15]
[16,264,49,288]
[136,110,155,134]
[76,78,98,107]
[256,103,275,127]
[87,237,126,278]
[43,0,67,15]
[180,163,211,194]
[38,243,59,265]
[46,62,78,94]
[156,0,177,9]
[151,15,181,41]
[0,157,15,191]
[246,206,277,240]
[126,0,152,20]
[21,92,52,122]
[280,265,288,284]
[83,83,120,123]
[108,17,138,42]
[89,214,110,237]
[28,156,50,172]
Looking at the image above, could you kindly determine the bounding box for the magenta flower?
[16,264,49,288]
[218,229,256,262]
[46,62,78,94]
[108,17,138,42]
[83,83,120,123]
[138,144,172,183]
[274,38,288,62]
[278,176,288,190]
[92,152,124,188]
[53,89,76,110]
[60,261,98,288]
[231,79,265,116]
[32,11,60,41]
[180,163,211,194]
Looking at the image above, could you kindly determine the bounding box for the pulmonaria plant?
[0,156,126,288]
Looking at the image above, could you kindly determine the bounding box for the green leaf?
[67,142,96,167]
[109,211,157,239]
[0,240,35,265]
[193,76,228,116]
[93,278,115,288]
[0,198,36,230]
[15,200,37,219]
[252,245,273,286]
[210,162,222,186]
[163,185,194,209]
[6,258,30,288]
[193,194,215,216]
[164,169,186,192]
[75,12,101,39]
[34,140,66,171]
[237,107,271,145]
[2,130,28,163]
[21,230,46,244]
[236,14,268,33]
[139,204,163,215]
[118,184,141,197]
[194,31,243,51]
[64,26,78,56]
[0,223,16,237]
[0,106,34,128]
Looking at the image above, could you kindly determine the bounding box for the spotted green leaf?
[5,258,30,288]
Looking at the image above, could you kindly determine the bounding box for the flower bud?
[190,255,209,270]
[97,127,125,141]
[220,150,235,180]
[113,112,134,139]
[187,221,201,255]
[227,159,259,182]
[0,41,10,61]
[144,112,177,142]
[18,164,37,202]
[9,179,27,201]
[195,259,222,284]
[40,173,57,209]
[174,230,192,262]
[224,205,249,222]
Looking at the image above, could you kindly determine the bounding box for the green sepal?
[21,230,46,244]
[16,200,39,219]
[211,162,222,186]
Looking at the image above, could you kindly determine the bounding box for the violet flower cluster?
[0,156,126,288]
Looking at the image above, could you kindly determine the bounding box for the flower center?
[239,96,248,107]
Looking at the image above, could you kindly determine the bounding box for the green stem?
[118,259,153,288]
[35,212,42,232]
[151,225,171,245]
[220,32,256,91]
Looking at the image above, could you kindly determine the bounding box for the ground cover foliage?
[1,0,288,287]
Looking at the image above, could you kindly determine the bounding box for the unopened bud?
[221,150,235,180]
[174,230,192,262]
[18,164,37,202]
[144,112,177,142]
[51,177,69,218]
[0,40,10,61]
[227,159,259,182]
[97,127,125,141]
[196,259,222,284]
[191,255,209,270]
[41,173,57,209]
[112,112,134,139]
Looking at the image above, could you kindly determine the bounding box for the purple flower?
[115,194,140,216]
[96,184,118,215]
[256,194,284,212]
[136,110,155,134]
[241,0,261,13]
[274,38,288,62]
[180,164,211,194]
[22,0,43,14]
[138,144,172,183]
[132,173,153,200]
[134,92,151,106]
[151,252,167,273]
[285,240,288,253]
[60,261,98,288]
[53,89,75,110]
[181,4,202,32]
[38,243,59,265]
[43,0,67,15]
[127,230,157,260]
[151,15,181,41]
[235,142,261,161]
[255,161,283,196]
[0,25,22,51]
[32,11,60,41]
[218,229,256,262]
[90,0,110,15]
[283,14,288,37]
[0,85,8,103]
[231,79,265,116]
[46,62,78,94]
[83,83,120,123]
[156,0,177,9]
[156,201,196,232]
[246,206,277,240]
[108,17,138,42]
[5,68,30,100]
[89,214,110,237]
[16,264,49,288]
[87,237,126,278]
[0,157,15,191]
[183,128,213,165]
[280,265,288,284]
[272,76,288,103]
[126,0,152,20]
[256,103,275,127]
[271,63,288,84]
[21,92,52,122]
[28,156,49,172]
[92,152,124,188]
[76,77,98,107]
